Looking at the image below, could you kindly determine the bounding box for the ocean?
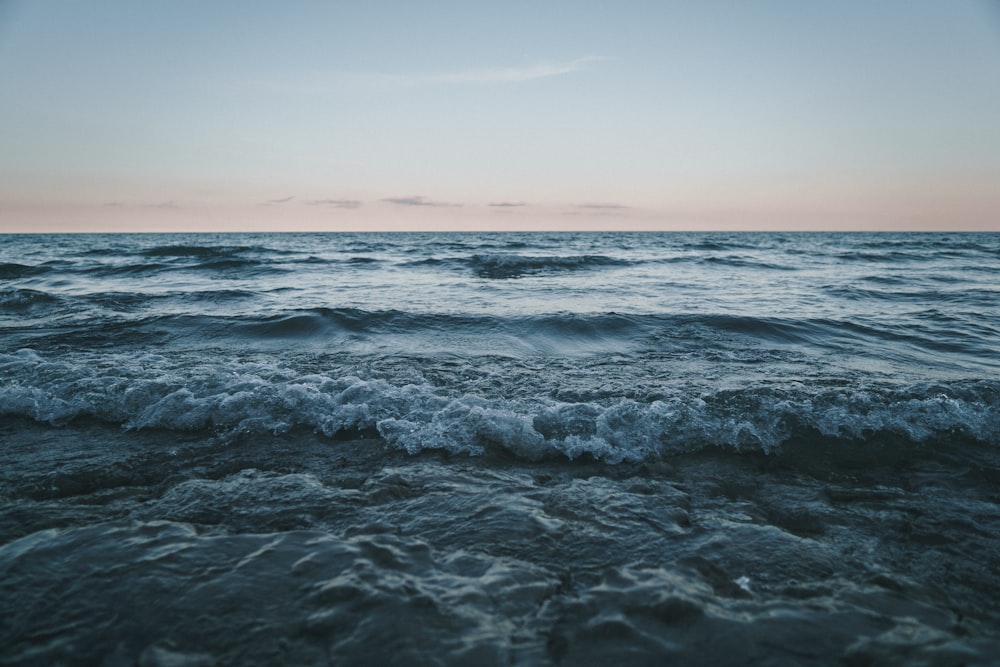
[1,231,998,665]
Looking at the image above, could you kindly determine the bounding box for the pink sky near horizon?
[4,177,996,233]
[2,1,999,233]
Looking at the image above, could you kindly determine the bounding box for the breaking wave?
[2,350,996,465]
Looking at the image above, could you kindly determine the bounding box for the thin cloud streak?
[564,201,633,218]
[242,57,604,96]
[489,201,528,207]
[307,198,362,209]
[382,196,461,207]
[99,200,180,210]
[263,196,295,205]
[576,202,630,210]
[363,56,604,87]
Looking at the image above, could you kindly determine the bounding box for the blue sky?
[1,1,999,231]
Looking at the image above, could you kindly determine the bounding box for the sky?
[1,0,999,232]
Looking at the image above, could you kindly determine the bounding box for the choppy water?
[1,231,999,665]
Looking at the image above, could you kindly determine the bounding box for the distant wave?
[188,258,270,272]
[191,309,752,341]
[404,254,634,279]
[698,255,797,270]
[854,236,999,254]
[4,308,665,349]
[5,308,997,367]
[823,285,999,307]
[82,263,171,277]
[468,254,633,278]
[138,244,287,258]
[834,251,924,263]
[0,288,62,311]
[0,263,50,280]
[221,308,989,357]
[0,289,262,318]
[81,258,286,278]
[679,240,759,251]
[180,289,260,301]
[82,289,258,309]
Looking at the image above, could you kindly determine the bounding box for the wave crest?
[1,351,996,465]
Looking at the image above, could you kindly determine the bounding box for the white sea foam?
[1,350,997,462]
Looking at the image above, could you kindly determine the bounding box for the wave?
[7,308,997,369]
[188,258,272,272]
[1,350,996,465]
[0,308,662,352]
[0,288,62,312]
[468,254,633,279]
[88,289,260,307]
[404,254,634,278]
[138,244,282,258]
[0,263,50,280]
[81,258,286,278]
[679,240,759,251]
[835,250,938,263]
[82,263,171,277]
[1,289,263,320]
[824,285,1000,311]
[852,236,999,255]
[176,309,808,346]
[698,255,797,270]
[181,289,260,301]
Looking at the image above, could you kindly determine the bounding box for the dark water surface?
[1,232,999,665]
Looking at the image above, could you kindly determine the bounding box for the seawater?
[1,231,998,665]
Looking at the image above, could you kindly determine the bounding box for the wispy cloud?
[564,202,633,217]
[100,200,181,210]
[382,195,461,208]
[243,56,604,95]
[576,202,630,210]
[100,200,180,210]
[361,56,603,87]
[307,198,362,209]
[489,201,528,207]
[264,195,295,205]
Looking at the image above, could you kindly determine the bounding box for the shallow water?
[2,232,999,665]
